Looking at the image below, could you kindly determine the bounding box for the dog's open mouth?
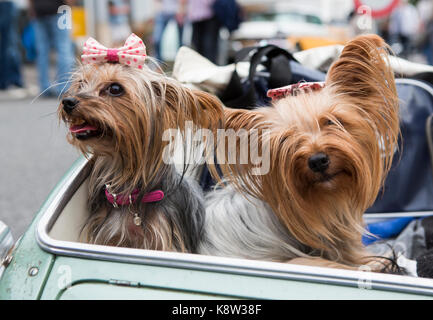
[68,119,101,140]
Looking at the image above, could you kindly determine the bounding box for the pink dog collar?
[105,184,164,208]
[267,82,325,100]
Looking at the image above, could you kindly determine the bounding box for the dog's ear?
[326,34,396,100]
[154,81,226,177]
[189,89,225,132]
[223,107,266,132]
[326,34,400,174]
[155,81,224,131]
[212,107,270,194]
[187,90,226,179]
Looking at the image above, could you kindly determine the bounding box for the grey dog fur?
[199,184,310,261]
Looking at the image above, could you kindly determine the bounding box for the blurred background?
[0,0,431,238]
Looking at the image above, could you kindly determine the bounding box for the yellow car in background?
[229,7,350,58]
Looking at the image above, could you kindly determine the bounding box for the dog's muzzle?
[62,97,79,114]
[308,153,330,173]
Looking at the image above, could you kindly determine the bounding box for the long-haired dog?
[59,34,223,252]
[200,35,401,270]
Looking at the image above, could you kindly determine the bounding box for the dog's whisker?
[39,111,58,119]
[31,81,71,104]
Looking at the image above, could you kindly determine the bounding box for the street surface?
[0,97,79,238]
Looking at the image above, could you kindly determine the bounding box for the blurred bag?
[173,46,243,95]
[294,44,433,76]
[428,113,433,172]
[366,79,433,214]
[212,0,242,32]
[219,44,325,109]
[219,45,296,109]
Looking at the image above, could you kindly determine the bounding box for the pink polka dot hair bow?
[81,33,146,69]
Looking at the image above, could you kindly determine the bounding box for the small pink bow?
[81,33,147,69]
[267,82,325,100]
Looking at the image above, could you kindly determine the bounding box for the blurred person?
[29,0,75,97]
[389,0,420,58]
[377,17,391,44]
[152,0,185,62]
[0,0,24,90]
[108,0,131,46]
[417,0,433,64]
[186,0,220,64]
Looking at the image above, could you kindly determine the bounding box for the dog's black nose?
[308,153,330,173]
[62,97,79,114]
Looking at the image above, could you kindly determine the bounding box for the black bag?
[218,45,325,110]
[219,45,296,109]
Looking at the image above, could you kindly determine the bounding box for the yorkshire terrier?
[200,35,401,271]
[59,34,223,252]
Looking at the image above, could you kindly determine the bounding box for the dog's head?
[221,35,400,264]
[59,61,223,189]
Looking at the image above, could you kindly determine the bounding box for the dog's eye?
[325,119,344,127]
[325,119,338,126]
[106,83,124,97]
[77,80,86,89]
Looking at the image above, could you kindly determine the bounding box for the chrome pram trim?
[35,156,433,297]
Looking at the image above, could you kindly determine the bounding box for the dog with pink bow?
[58,34,224,251]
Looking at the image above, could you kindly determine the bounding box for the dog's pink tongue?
[70,124,98,133]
